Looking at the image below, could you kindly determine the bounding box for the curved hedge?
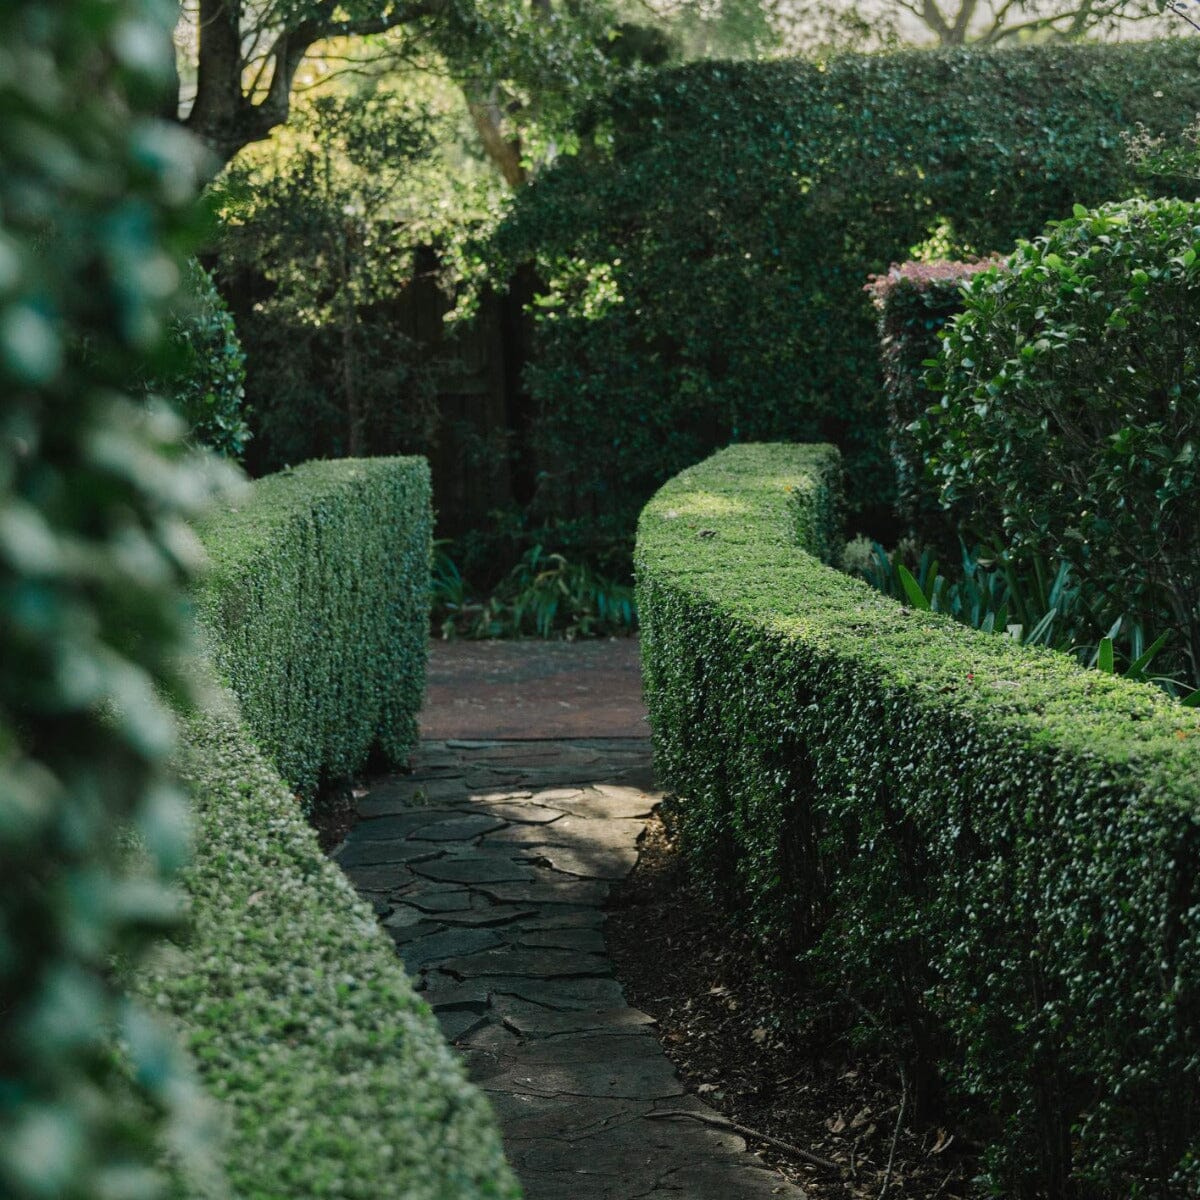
[194,458,431,802]
[134,459,519,1198]
[493,40,1200,551]
[637,444,1200,1198]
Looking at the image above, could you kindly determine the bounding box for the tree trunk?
[466,89,527,188]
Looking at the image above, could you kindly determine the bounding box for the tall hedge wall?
[194,458,431,801]
[133,458,520,1198]
[493,41,1200,552]
[637,444,1200,1198]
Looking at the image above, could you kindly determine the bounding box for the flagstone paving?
[335,645,806,1199]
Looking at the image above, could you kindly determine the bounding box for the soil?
[606,811,981,1199]
[310,783,358,853]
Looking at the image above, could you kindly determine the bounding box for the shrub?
[865,258,996,547]
[163,260,251,459]
[637,443,1200,1198]
[926,197,1200,686]
[0,1,219,1195]
[133,686,519,1199]
[194,458,432,804]
[488,41,1200,555]
[130,458,517,1197]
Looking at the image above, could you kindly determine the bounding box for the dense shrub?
[163,261,250,458]
[0,1,220,1195]
[490,41,1200,555]
[926,197,1200,686]
[638,444,1200,1199]
[865,259,995,547]
[194,458,432,804]
[129,459,517,1197]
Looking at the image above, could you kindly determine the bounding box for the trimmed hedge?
[133,457,519,1197]
[194,458,431,802]
[637,444,1200,1198]
[135,686,519,1199]
[491,40,1200,553]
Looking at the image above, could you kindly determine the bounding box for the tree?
[175,0,630,184]
[177,1,446,169]
[760,0,1168,49]
[216,92,444,462]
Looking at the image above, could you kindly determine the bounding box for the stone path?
[335,644,806,1199]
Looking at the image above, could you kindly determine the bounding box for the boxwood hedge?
[637,444,1200,1198]
[492,40,1200,555]
[133,458,519,1198]
[194,458,431,803]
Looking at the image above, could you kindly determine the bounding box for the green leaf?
[1126,631,1170,680]
[898,564,931,611]
[1097,637,1115,674]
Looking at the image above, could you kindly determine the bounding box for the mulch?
[606,812,981,1199]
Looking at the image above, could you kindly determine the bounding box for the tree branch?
[183,0,442,172]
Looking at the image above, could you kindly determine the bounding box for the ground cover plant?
[432,541,637,638]
[637,443,1200,1198]
[483,40,1200,568]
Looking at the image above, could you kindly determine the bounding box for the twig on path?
[877,1064,907,1200]
[646,1109,844,1174]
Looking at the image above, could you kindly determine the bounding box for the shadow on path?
[335,642,807,1199]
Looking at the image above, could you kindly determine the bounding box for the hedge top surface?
[196,456,426,578]
[637,444,1200,809]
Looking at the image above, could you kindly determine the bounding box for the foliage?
[195,458,432,806]
[925,196,1200,687]
[638,443,1200,1198]
[131,681,519,1199]
[485,41,1200,557]
[148,260,251,459]
[864,259,997,547]
[0,0,227,1195]
[433,542,637,638]
[217,93,445,472]
[846,537,1192,694]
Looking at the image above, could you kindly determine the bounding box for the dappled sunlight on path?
[335,643,807,1199]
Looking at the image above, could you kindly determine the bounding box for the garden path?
[335,639,806,1199]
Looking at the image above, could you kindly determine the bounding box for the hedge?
[637,444,1200,1198]
[491,40,1200,556]
[194,458,431,803]
[132,458,520,1198]
[0,1,220,1194]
